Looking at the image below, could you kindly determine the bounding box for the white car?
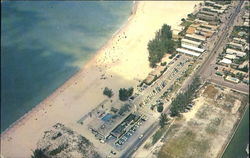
[100,139,105,143]
[139,135,144,139]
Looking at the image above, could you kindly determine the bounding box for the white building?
[194,19,209,25]
[202,6,224,14]
[185,34,206,42]
[224,54,237,60]
[181,38,202,47]
[205,1,216,6]
[181,43,205,53]
[243,21,249,27]
[225,76,240,83]
[176,48,201,57]
[213,3,224,9]
[220,58,232,64]
[212,8,224,14]
[226,48,246,57]
[202,6,214,10]
[228,42,244,51]
[233,37,247,45]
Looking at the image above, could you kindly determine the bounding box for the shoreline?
[0,2,138,137]
[1,2,200,157]
[217,105,249,158]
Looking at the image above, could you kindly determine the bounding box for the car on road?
[139,134,144,139]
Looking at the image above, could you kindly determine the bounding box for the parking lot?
[103,112,156,158]
[114,117,146,148]
[134,54,194,109]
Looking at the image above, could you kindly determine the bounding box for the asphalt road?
[208,76,249,94]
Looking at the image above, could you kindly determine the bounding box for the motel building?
[185,34,206,42]
[226,48,246,57]
[227,42,245,51]
[225,76,240,84]
[181,38,202,48]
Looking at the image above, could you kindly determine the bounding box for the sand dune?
[1,1,200,157]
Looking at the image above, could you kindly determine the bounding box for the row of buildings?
[175,1,230,57]
[220,45,248,65]
[197,0,229,23]
[218,4,249,84]
[242,8,249,27]
[144,1,232,85]
[219,8,249,65]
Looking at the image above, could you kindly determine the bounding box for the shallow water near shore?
[1,1,132,132]
[221,106,249,158]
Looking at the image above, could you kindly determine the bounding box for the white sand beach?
[1,1,200,157]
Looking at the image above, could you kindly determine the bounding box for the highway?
[120,1,244,158]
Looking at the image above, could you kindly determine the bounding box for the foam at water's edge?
[1,1,133,133]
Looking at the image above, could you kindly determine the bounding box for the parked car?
[111,151,116,155]
[128,132,132,136]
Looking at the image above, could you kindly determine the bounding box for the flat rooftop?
[181,38,202,46]
[185,34,206,41]
[176,48,200,57]
[181,43,205,53]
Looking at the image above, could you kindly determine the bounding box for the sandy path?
[1,1,200,157]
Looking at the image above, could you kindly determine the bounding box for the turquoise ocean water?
[1,1,133,132]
